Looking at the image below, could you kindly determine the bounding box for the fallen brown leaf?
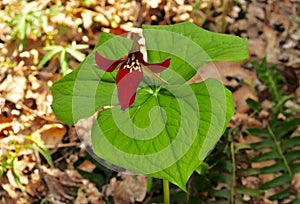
[37,123,66,147]
[233,84,258,114]
[248,38,266,57]
[291,172,300,193]
[103,173,147,204]
[263,25,280,64]
[0,69,27,104]
[42,166,84,201]
[230,113,263,131]
[75,182,105,204]
[189,61,254,87]
[78,160,96,172]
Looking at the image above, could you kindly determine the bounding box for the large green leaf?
[92,78,234,190]
[50,23,246,190]
[51,23,246,125]
[142,22,248,83]
[51,33,132,124]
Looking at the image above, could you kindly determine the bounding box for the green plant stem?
[147,177,153,193]
[187,179,191,204]
[267,123,292,177]
[229,131,236,204]
[163,179,170,204]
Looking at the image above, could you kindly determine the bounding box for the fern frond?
[200,130,265,203]
[244,118,300,201]
[250,57,285,106]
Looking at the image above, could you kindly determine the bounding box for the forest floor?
[0,0,300,203]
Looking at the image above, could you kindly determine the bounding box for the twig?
[18,102,58,123]
[44,142,81,149]
[32,144,48,199]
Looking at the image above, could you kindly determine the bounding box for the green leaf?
[246,98,262,113]
[250,140,276,150]
[72,44,89,50]
[213,173,232,185]
[38,46,63,67]
[0,167,3,179]
[235,187,264,197]
[268,188,290,201]
[10,24,20,41]
[251,150,280,162]
[66,47,86,62]
[195,162,209,175]
[208,189,230,200]
[81,0,93,6]
[245,128,269,138]
[237,168,261,176]
[214,159,232,173]
[281,136,300,149]
[261,174,291,189]
[261,162,286,174]
[51,32,132,124]
[250,57,285,104]
[287,198,300,204]
[91,78,234,190]
[285,150,300,163]
[235,142,251,151]
[24,144,53,167]
[19,15,27,50]
[60,49,69,75]
[12,158,24,191]
[291,163,300,173]
[23,135,53,167]
[143,22,248,83]
[273,118,300,139]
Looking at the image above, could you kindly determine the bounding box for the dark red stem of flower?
[128,33,141,54]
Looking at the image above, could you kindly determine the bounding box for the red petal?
[116,68,143,110]
[145,58,171,73]
[134,52,170,73]
[95,52,126,72]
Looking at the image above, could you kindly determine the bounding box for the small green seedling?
[39,41,89,75]
[0,135,53,191]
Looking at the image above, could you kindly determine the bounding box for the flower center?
[123,53,141,73]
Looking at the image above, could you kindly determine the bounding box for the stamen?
[123,54,142,73]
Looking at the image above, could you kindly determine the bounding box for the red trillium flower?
[95,51,171,110]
